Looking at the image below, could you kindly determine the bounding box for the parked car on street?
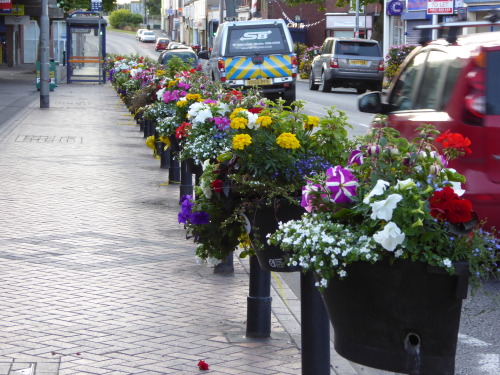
[136,29,147,40]
[157,49,202,71]
[309,37,384,94]
[140,30,156,43]
[166,42,190,50]
[358,26,500,231]
[155,38,170,51]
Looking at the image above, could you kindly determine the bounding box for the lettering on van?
[240,30,272,41]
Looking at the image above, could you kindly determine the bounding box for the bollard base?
[214,253,234,275]
[245,296,272,338]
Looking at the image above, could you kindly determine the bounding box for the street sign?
[427,0,453,15]
[91,0,102,12]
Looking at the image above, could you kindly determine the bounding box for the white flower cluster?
[181,129,231,164]
[269,213,379,288]
[156,116,179,137]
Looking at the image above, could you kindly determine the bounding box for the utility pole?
[40,0,50,108]
[354,0,360,38]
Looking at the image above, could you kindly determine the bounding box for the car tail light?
[291,54,298,78]
[463,51,486,124]
[330,57,339,68]
[217,59,226,82]
[378,60,385,71]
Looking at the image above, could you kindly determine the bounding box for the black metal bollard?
[300,271,331,375]
[246,255,272,338]
[169,151,181,185]
[180,160,193,198]
[160,146,170,169]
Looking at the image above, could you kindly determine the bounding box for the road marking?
[458,333,491,347]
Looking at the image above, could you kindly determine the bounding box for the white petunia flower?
[370,193,403,221]
[363,180,390,203]
[373,222,405,251]
[395,178,416,190]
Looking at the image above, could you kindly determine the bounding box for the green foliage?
[298,45,320,79]
[108,9,142,29]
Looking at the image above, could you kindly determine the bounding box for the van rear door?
[224,24,294,83]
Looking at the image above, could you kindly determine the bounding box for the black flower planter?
[249,199,304,272]
[168,135,181,152]
[320,259,469,375]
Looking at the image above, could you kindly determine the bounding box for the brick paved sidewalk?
[0,80,355,375]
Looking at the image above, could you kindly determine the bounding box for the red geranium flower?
[436,130,472,154]
[248,107,263,114]
[211,179,223,193]
[224,90,243,101]
[429,186,473,223]
[176,122,192,139]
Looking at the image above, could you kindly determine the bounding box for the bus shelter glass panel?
[69,28,101,79]
[66,12,106,83]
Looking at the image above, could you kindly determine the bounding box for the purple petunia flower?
[189,210,210,225]
[348,149,365,166]
[178,81,190,90]
[163,90,181,103]
[212,116,231,131]
[301,181,322,212]
[325,166,358,204]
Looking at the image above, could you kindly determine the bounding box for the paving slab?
[0,69,357,374]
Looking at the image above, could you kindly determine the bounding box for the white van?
[199,19,297,104]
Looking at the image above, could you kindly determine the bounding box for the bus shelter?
[66,11,107,83]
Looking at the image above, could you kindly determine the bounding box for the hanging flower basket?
[320,259,469,375]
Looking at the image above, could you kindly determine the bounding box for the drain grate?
[15,135,83,143]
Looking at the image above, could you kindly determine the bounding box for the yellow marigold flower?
[230,108,246,119]
[230,117,248,129]
[176,100,188,107]
[305,115,319,130]
[276,133,300,149]
[185,93,201,101]
[156,70,165,76]
[256,116,272,127]
[232,134,252,150]
[167,80,176,88]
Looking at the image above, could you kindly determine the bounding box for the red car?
[155,38,170,52]
[358,24,500,232]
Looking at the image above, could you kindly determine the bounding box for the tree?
[147,0,161,16]
[108,9,142,29]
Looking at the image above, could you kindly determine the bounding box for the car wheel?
[357,88,367,94]
[309,71,319,91]
[319,71,332,93]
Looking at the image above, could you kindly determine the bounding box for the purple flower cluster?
[178,195,210,225]
[163,90,187,103]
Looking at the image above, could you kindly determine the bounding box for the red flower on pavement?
[176,122,192,139]
[436,130,472,154]
[198,360,209,370]
[211,179,223,193]
[429,186,473,223]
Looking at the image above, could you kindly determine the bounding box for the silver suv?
[309,37,384,93]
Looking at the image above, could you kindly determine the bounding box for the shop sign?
[427,0,453,15]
